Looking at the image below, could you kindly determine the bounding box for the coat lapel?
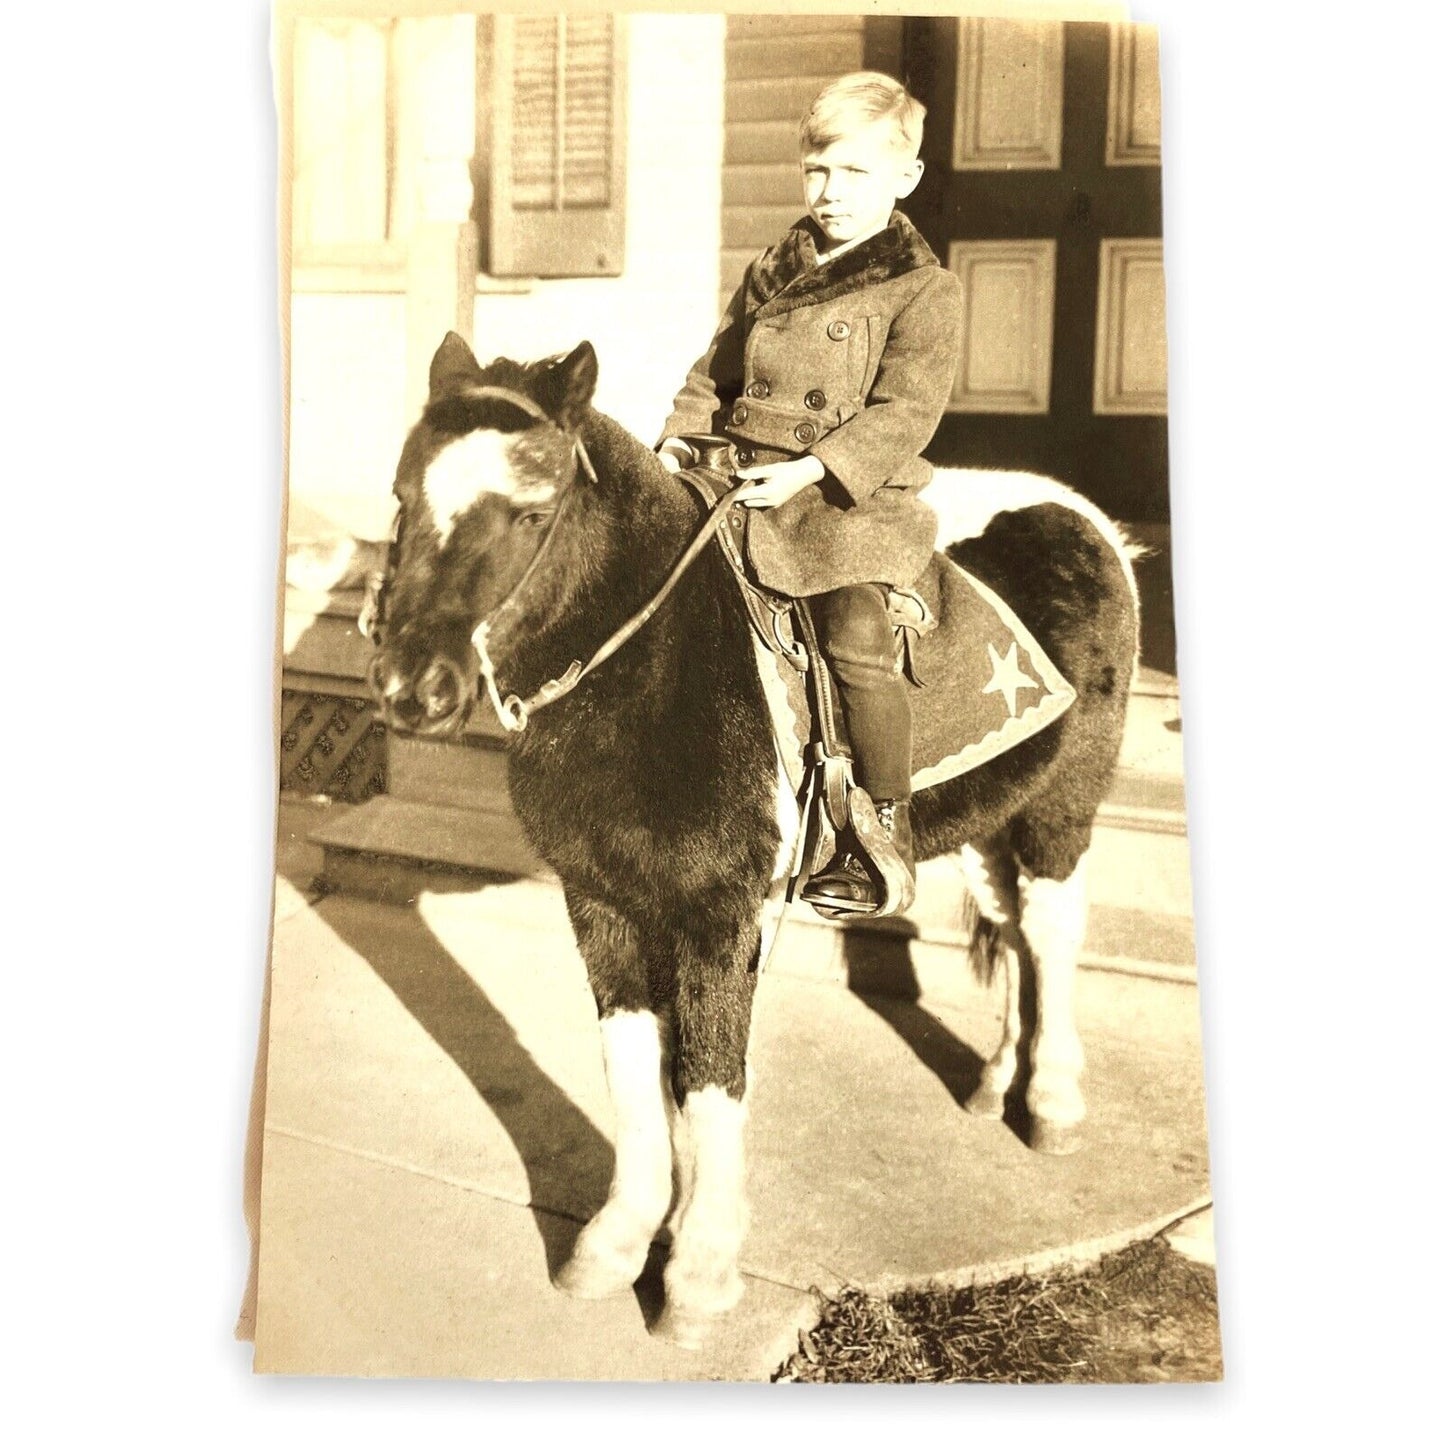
[748,211,941,320]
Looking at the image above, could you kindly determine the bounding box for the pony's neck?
[499,409,706,691]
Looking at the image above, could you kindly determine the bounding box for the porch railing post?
[402,13,479,422]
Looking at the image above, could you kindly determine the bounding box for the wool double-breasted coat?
[660,210,964,597]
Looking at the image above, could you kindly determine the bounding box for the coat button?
[804,388,826,410]
[746,380,770,399]
[794,422,817,445]
[735,446,755,467]
[731,402,748,425]
[827,320,850,341]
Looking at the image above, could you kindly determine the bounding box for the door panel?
[1105,25,1162,165]
[1094,238,1167,414]
[907,18,1168,527]
[947,239,1056,414]
[951,18,1064,170]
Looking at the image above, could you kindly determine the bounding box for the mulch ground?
[774,1236,1222,1384]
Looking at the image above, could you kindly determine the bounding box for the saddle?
[675,438,936,920]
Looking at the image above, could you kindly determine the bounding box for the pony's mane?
[578,407,672,497]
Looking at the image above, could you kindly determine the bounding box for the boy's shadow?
[841,926,1033,1146]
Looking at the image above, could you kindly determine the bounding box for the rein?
[364,378,753,735]
[475,467,756,733]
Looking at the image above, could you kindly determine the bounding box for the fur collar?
[746,211,941,320]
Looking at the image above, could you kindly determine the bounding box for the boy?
[657,72,964,915]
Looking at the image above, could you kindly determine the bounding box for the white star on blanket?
[982,640,1040,719]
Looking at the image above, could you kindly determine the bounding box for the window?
[287,7,627,282]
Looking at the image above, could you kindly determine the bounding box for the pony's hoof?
[649,1303,715,1352]
[554,1243,642,1299]
[1027,1118,1084,1155]
[964,1083,1006,1119]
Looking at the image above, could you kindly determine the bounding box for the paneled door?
[905,18,1167,527]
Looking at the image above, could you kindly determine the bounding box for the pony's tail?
[961,891,1010,987]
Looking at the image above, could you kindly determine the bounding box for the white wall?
[469,13,726,443]
[288,292,410,542]
[287,12,725,545]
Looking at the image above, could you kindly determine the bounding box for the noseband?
[364,381,752,736]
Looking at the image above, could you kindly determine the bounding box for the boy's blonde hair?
[799,72,926,159]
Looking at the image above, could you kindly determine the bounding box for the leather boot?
[801,798,915,914]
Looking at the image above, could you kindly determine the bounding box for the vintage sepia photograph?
[251,0,1218,1382]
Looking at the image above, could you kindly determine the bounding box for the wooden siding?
[719,15,868,308]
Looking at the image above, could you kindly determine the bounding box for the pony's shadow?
[314,872,614,1280]
[841,927,1033,1148]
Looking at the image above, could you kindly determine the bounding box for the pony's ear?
[429,331,483,397]
[536,341,599,431]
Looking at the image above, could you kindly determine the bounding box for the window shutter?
[489,13,627,277]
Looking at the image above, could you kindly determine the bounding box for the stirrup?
[803,792,916,921]
[799,844,879,915]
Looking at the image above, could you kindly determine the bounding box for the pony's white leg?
[556,1009,674,1298]
[652,1084,749,1350]
[956,842,1025,1119]
[1017,854,1090,1155]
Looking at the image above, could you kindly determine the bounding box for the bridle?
[363,382,752,735]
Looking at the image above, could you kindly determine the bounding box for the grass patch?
[775,1236,1221,1384]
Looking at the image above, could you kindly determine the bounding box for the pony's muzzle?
[367,650,475,737]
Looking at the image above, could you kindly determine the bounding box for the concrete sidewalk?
[252,807,1211,1381]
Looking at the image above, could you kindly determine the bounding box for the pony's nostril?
[416,657,465,721]
[367,654,408,703]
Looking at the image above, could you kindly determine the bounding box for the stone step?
[387,733,510,811]
[384,707,1187,826]
[310,795,548,906]
[378,725,1190,924]
[311,790,1196,986]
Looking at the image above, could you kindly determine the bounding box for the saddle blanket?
[758,551,1076,796]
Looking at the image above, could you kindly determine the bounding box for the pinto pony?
[366,333,1139,1348]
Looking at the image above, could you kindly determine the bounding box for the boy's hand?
[735,455,826,508]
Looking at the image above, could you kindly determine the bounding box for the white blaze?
[421,429,556,545]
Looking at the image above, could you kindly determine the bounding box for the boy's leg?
[800,584,915,912]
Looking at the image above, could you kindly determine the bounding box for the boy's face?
[800,120,924,252]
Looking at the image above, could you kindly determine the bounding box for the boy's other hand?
[735,455,826,508]
[656,438,696,474]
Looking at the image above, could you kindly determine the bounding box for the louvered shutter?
[489,13,627,277]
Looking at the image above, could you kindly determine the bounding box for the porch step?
[387,733,510,810]
[381,694,1188,822]
[310,780,1195,989]
[311,795,549,906]
[306,659,1193,987]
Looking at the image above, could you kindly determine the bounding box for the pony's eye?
[516,509,553,528]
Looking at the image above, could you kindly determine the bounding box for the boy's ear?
[429,331,483,397]
[536,341,599,431]
[895,157,924,201]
